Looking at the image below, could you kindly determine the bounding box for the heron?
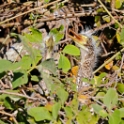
[68,29,101,92]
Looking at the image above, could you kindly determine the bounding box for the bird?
[68,29,101,92]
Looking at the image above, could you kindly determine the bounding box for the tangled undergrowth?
[0,0,124,124]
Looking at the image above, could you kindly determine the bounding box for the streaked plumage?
[68,29,101,92]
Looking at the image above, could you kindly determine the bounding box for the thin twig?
[37,11,98,22]
[0,111,18,124]
[0,0,63,25]
[80,2,97,7]
[56,38,71,45]
[97,0,122,28]
[0,111,13,117]
[0,90,40,100]
[86,16,123,34]
[12,117,19,124]
[93,47,124,74]
[110,0,115,12]
[102,51,115,57]
[114,9,124,14]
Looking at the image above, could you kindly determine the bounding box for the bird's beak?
[68,29,88,51]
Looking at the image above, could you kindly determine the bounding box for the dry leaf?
[71,66,79,76]
[112,65,119,71]
[105,61,113,70]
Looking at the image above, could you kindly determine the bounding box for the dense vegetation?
[0,0,124,124]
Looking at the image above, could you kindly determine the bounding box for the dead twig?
[0,90,45,101]
[93,47,124,74]
[0,0,64,25]
[97,0,122,28]
[0,111,18,124]
[86,16,124,34]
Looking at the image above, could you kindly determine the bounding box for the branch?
[93,47,124,74]
[97,0,123,28]
[0,0,64,25]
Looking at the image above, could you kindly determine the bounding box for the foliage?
[0,0,124,124]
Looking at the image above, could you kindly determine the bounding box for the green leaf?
[58,54,71,73]
[0,120,8,124]
[64,106,73,119]
[81,78,89,83]
[52,102,61,120]
[120,28,124,45]
[103,88,118,110]
[27,118,37,124]
[59,25,64,31]
[63,45,80,56]
[93,72,107,85]
[25,28,42,43]
[12,72,28,89]
[18,35,35,59]
[102,15,110,22]
[115,0,122,9]
[109,109,121,124]
[31,75,39,82]
[0,60,12,73]
[97,72,107,83]
[20,55,32,70]
[92,104,108,117]
[115,53,122,60]
[41,59,57,75]
[4,97,14,110]
[41,73,54,91]
[95,16,101,27]
[88,115,99,124]
[76,106,98,124]
[117,83,124,94]
[116,32,120,43]
[0,60,21,73]
[96,91,105,99]
[44,0,50,3]
[56,88,68,105]
[50,77,63,93]
[120,120,124,124]
[11,62,22,71]
[28,107,52,121]
[29,13,35,20]
[10,32,18,37]
[31,48,42,65]
[64,106,73,123]
[50,27,64,42]
[0,94,8,101]
[119,108,124,117]
[54,33,64,43]
[18,35,42,65]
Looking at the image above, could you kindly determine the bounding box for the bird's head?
[68,29,89,51]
